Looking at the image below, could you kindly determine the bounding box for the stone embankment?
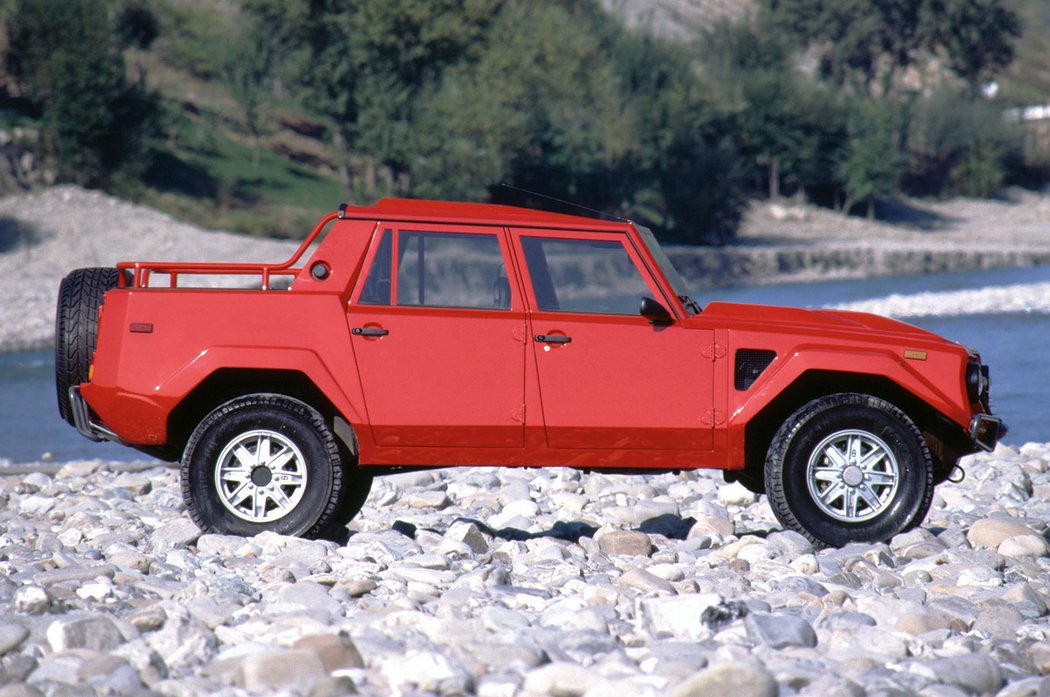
[669,242,1050,290]
[1,444,1050,696]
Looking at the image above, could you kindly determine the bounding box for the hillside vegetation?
[1,0,1047,243]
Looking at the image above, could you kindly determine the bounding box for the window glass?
[396,231,508,310]
[358,230,392,305]
[520,236,651,315]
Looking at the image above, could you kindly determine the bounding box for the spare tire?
[55,267,120,425]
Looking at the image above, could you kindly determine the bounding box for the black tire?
[764,393,934,548]
[181,394,372,539]
[55,267,121,425]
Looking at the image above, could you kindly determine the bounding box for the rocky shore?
[1,444,1050,696]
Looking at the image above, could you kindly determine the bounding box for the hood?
[699,301,952,345]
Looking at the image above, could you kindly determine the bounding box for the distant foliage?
[721,0,1027,214]
[760,0,1021,94]
[240,0,750,245]
[0,0,1034,236]
[5,0,158,187]
[906,91,1022,198]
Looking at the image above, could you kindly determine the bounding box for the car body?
[56,199,1003,545]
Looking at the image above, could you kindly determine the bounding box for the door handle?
[534,334,571,344]
[353,327,389,337]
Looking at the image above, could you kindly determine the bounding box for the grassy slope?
[128,8,347,238]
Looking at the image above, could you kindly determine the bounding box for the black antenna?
[496,182,630,223]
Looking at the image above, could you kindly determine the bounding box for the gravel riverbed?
[2,445,1050,696]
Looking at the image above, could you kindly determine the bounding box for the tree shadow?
[0,216,44,253]
[876,198,959,231]
[144,150,219,199]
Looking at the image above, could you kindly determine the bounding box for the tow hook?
[947,465,966,484]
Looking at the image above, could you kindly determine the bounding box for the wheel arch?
[733,370,967,493]
[167,368,360,461]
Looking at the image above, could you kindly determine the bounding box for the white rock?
[717,482,757,506]
[522,661,600,696]
[641,594,722,641]
[381,650,474,695]
[998,534,1049,558]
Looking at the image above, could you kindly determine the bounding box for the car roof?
[339,197,629,231]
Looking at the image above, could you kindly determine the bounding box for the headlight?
[966,361,990,403]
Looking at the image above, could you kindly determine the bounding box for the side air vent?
[735,349,777,390]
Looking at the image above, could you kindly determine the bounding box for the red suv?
[56,199,1003,546]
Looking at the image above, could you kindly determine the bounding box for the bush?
[905,90,1022,197]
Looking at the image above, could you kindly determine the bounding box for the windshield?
[635,225,701,315]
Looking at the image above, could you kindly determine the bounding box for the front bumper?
[970,414,1006,452]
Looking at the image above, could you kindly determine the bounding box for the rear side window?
[397,232,506,309]
[357,230,509,310]
[359,230,392,305]
[520,236,650,315]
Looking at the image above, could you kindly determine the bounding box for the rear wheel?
[182,395,372,539]
[55,267,120,424]
[765,393,933,547]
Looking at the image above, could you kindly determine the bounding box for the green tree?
[6,0,157,187]
[916,0,1021,91]
[697,20,846,200]
[243,0,746,244]
[249,0,503,199]
[223,12,276,168]
[616,28,747,243]
[761,0,1020,95]
[837,100,904,218]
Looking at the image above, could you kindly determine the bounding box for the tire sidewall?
[185,398,337,537]
[772,396,932,547]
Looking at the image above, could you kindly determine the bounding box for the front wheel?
[764,393,933,547]
[181,395,371,539]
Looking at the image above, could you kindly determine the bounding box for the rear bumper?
[69,386,123,444]
[970,414,1006,452]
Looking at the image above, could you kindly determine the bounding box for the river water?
[1,265,1047,465]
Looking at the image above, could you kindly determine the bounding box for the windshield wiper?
[679,294,702,315]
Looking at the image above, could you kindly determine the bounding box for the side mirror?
[640,296,674,325]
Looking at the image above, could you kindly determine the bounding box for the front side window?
[396,231,508,310]
[520,236,651,315]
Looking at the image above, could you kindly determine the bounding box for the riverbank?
[673,188,1050,288]
[1,186,1048,352]
[0,444,1048,695]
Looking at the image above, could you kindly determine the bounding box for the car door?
[513,229,715,452]
[349,225,526,449]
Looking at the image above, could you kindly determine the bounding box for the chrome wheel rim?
[214,430,307,523]
[806,429,900,523]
